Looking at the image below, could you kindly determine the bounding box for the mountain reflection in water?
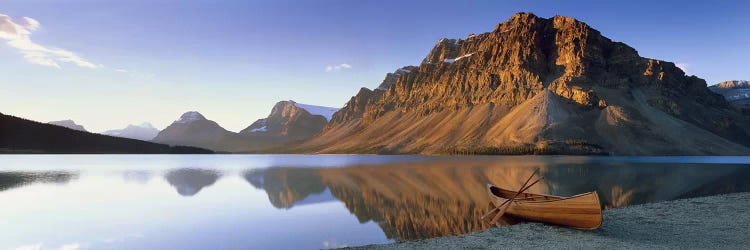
[246,158,750,240]
[244,168,334,209]
[164,168,221,196]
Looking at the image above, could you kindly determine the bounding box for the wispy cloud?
[325,63,352,72]
[13,243,43,250]
[13,242,86,250]
[101,232,144,243]
[0,14,99,69]
[322,240,348,249]
[57,243,84,250]
[675,63,689,74]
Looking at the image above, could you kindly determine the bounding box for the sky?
[0,0,748,133]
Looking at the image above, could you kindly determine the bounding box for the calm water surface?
[1,155,749,249]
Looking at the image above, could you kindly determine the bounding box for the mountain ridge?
[0,113,211,154]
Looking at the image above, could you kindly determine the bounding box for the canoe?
[486,184,602,229]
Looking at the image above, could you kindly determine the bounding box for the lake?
[1,155,750,249]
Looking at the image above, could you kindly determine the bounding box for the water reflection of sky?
[1,155,749,249]
[0,171,388,249]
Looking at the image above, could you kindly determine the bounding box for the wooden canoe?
[486,184,602,229]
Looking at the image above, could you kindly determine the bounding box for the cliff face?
[298,13,750,155]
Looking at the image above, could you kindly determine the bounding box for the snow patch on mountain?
[250,126,268,132]
[444,53,473,63]
[138,122,156,129]
[291,102,339,121]
[176,111,206,124]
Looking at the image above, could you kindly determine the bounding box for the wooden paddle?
[481,169,543,224]
[482,169,538,217]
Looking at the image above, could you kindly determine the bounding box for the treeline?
[0,113,211,154]
[444,140,608,155]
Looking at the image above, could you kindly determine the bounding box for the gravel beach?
[354,192,750,249]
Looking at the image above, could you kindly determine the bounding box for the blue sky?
[1,0,748,132]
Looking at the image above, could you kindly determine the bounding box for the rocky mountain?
[296,12,750,155]
[47,119,87,132]
[0,113,211,154]
[102,123,160,141]
[240,101,335,141]
[709,80,750,107]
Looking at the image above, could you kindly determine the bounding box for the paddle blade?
[481,203,500,224]
[490,202,512,225]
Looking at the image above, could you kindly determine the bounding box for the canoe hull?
[487,185,602,229]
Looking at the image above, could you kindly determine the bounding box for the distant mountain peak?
[152,111,233,151]
[103,122,160,141]
[47,119,87,132]
[124,122,156,130]
[709,80,750,106]
[176,111,206,124]
[711,80,749,89]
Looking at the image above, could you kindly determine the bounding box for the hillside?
[0,113,211,154]
[295,13,750,155]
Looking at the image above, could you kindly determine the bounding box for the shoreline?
[354,192,750,249]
